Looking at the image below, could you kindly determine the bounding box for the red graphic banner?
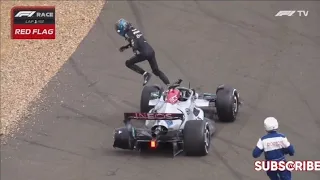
[11,6,55,39]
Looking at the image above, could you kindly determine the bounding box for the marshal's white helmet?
[264,117,279,131]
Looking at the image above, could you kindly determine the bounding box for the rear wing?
[124,113,183,120]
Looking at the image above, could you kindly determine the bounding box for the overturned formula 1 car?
[113,79,241,157]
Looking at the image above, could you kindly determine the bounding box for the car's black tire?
[113,127,134,150]
[215,85,239,122]
[140,85,161,113]
[183,120,211,156]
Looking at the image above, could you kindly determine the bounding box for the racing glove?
[119,44,131,52]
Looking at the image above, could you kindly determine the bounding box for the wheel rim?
[232,95,238,117]
[204,127,210,153]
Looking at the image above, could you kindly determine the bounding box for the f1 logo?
[275,11,295,17]
[15,11,36,17]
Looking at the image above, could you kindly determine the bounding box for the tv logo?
[275,10,309,17]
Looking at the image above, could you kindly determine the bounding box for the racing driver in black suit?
[115,18,170,86]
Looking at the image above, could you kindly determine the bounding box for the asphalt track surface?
[2,1,320,180]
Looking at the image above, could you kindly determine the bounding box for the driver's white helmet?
[264,117,278,131]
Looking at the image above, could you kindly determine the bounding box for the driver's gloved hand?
[119,46,128,52]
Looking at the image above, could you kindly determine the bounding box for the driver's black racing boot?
[143,72,152,86]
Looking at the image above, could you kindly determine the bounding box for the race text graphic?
[11,6,55,39]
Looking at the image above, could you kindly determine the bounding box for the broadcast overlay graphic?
[11,6,55,39]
